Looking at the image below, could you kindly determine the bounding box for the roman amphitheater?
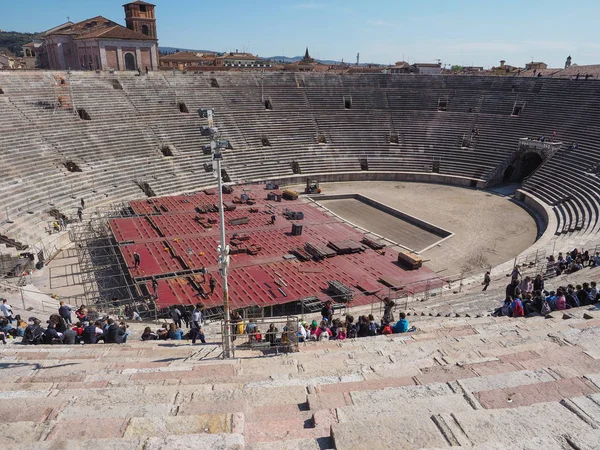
[1,71,600,449]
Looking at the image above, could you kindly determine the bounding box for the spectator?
[511,265,521,281]
[510,296,525,317]
[105,318,125,343]
[58,301,72,325]
[266,323,279,345]
[72,322,84,337]
[209,275,217,295]
[482,271,491,291]
[141,326,158,341]
[133,251,141,269]
[156,322,169,340]
[382,297,395,323]
[519,276,533,295]
[119,322,130,343]
[191,303,206,344]
[368,314,378,336]
[230,310,241,341]
[391,312,409,333]
[24,319,44,345]
[533,274,544,292]
[506,279,519,298]
[43,320,63,344]
[357,315,370,338]
[336,327,347,340]
[493,297,513,317]
[170,307,182,328]
[590,281,598,303]
[1,299,14,323]
[554,289,567,310]
[321,300,334,323]
[298,322,307,342]
[314,320,332,341]
[82,321,104,344]
[62,327,77,345]
[75,306,88,322]
[168,323,184,340]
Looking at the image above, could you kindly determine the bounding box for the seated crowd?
[493,273,599,318]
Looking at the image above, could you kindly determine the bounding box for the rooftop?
[47,15,156,41]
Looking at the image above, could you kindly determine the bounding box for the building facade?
[39,1,158,71]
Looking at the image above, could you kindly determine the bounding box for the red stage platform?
[109,185,445,311]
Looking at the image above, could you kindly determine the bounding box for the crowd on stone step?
[493,270,599,318]
[547,248,600,276]
[140,303,207,344]
[304,299,414,341]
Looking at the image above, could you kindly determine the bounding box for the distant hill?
[265,55,341,65]
[0,31,41,56]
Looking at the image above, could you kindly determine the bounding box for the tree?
[451,65,464,72]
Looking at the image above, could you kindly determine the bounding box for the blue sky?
[2,0,599,68]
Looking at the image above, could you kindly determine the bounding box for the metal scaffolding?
[71,201,153,316]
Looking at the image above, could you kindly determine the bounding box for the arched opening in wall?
[344,96,352,109]
[111,79,123,90]
[261,136,271,146]
[360,159,369,171]
[389,132,399,144]
[124,53,136,71]
[437,98,448,111]
[521,152,543,179]
[141,24,149,35]
[63,161,82,172]
[264,98,273,110]
[178,102,189,113]
[512,105,523,116]
[77,108,91,121]
[317,134,327,144]
[210,78,219,88]
[503,152,543,182]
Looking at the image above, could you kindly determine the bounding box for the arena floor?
[318,197,445,252]
[295,181,539,275]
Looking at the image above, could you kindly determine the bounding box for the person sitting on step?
[391,312,409,333]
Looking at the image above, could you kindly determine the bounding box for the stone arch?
[124,53,136,71]
[141,24,149,35]
[504,151,544,182]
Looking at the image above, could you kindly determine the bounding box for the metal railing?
[221,316,300,358]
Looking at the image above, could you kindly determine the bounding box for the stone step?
[10,433,245,450]
[437,401,594,448]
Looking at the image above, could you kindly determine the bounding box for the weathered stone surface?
[46,418,129,440]
[332,417,448,450]
[124,414,233,438]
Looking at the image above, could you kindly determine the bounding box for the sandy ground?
[298,181,538,275]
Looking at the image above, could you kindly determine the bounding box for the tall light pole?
[201,108,233,358]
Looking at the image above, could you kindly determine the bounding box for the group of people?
[547,248,600,276]
[140,303,206,344]
[493,266,599,318]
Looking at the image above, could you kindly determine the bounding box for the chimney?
[500,60,506,68]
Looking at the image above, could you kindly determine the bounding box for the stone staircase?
[1,305,600,449]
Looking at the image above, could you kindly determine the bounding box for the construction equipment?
[305,178,320,194]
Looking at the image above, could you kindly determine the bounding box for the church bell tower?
[124,1,157,39]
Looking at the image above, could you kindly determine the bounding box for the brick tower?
[124,1,157,39]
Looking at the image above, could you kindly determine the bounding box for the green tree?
[450,65,464,72]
